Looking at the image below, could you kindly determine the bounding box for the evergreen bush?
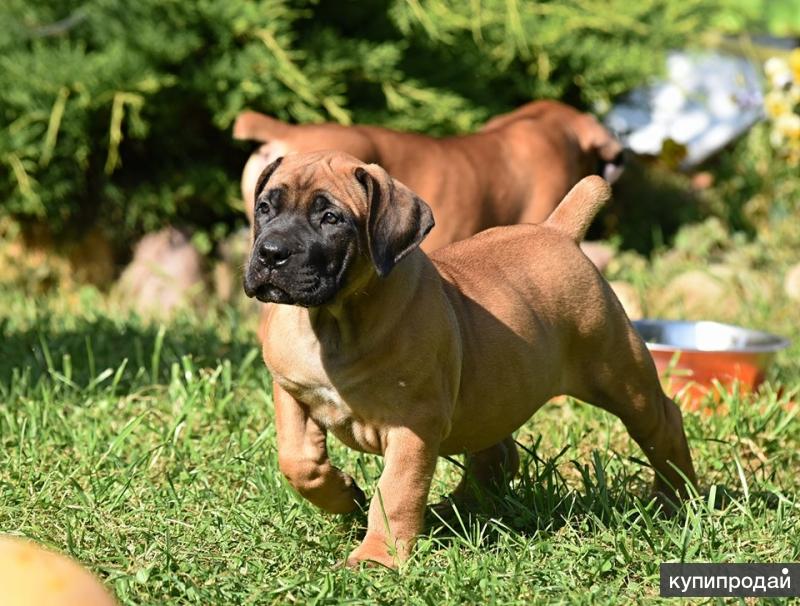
[0,0,718,248]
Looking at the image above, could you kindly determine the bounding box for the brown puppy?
[244,151,696,568]
[234,101,624,251]
[481,99,626,184]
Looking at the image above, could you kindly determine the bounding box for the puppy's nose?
[258,241,292,267]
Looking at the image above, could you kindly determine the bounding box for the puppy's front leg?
[274,383,365,514]
[347,426,440,568]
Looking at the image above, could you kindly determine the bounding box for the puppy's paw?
[345,552,396,570]
[345,535,408,570]
[345,547,396,570]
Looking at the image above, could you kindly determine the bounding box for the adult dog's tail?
[233,111,291,142]
[544,176,611,243]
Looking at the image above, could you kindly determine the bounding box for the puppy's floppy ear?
[355,164,434,278]
[253,156,284,203]
[577,115,624,162]
[575,114,625,183]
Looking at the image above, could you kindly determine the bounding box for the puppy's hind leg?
[569,320,698,504]
[617,388,697,504]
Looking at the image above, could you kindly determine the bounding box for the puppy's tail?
[233,111,291,142]
[544,176,611,243]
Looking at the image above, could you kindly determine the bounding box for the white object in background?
[605,51,765,167]
[764,56,793,89]
[668,110,710,144]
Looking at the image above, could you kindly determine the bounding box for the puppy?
[481,99,626,183]
[234,101,624,251]
[244,151,696,568]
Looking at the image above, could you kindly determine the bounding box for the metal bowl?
[632,319,790,407]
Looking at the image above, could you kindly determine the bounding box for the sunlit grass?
[1,286,798,605]
[0,291,800,604]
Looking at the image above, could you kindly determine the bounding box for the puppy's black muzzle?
[244,206,357,307]
[244,225,308,295]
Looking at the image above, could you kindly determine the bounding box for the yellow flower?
[764,90,792,118]
[775,113,800,141]
[790,48,800,83]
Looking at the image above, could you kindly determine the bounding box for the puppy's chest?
[289,378,388,454]
[263,324,344,412]
[292,381,349,423]
[272,362,350,422]
[263,316,388,453]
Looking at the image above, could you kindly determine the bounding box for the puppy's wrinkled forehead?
[266,151,368,214]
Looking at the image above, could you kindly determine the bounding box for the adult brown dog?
[243,151,696,568]
[234,101,624,251]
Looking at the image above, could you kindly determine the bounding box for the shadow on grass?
[426,445,649,545]
[318,441,665,551]
[423,437,790,548]
[0,311,261,392]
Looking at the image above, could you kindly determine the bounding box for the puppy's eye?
[256,201,270,215]
[321,211,340,225]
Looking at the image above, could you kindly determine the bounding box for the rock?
[785,263,800,301]
[115,227,205,318]
[662,268,738,318]
[580,241,615,273]
[609,280,643,320]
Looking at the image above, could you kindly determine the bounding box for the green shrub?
[714,0,800,35]
[0,0,718,248]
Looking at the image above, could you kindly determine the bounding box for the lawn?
[2,0,799,602]
[1,264,798,604]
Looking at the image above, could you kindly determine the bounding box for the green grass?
[1,284,799,605]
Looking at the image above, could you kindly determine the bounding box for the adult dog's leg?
[347,426,440,568]
[274,382,364,514]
